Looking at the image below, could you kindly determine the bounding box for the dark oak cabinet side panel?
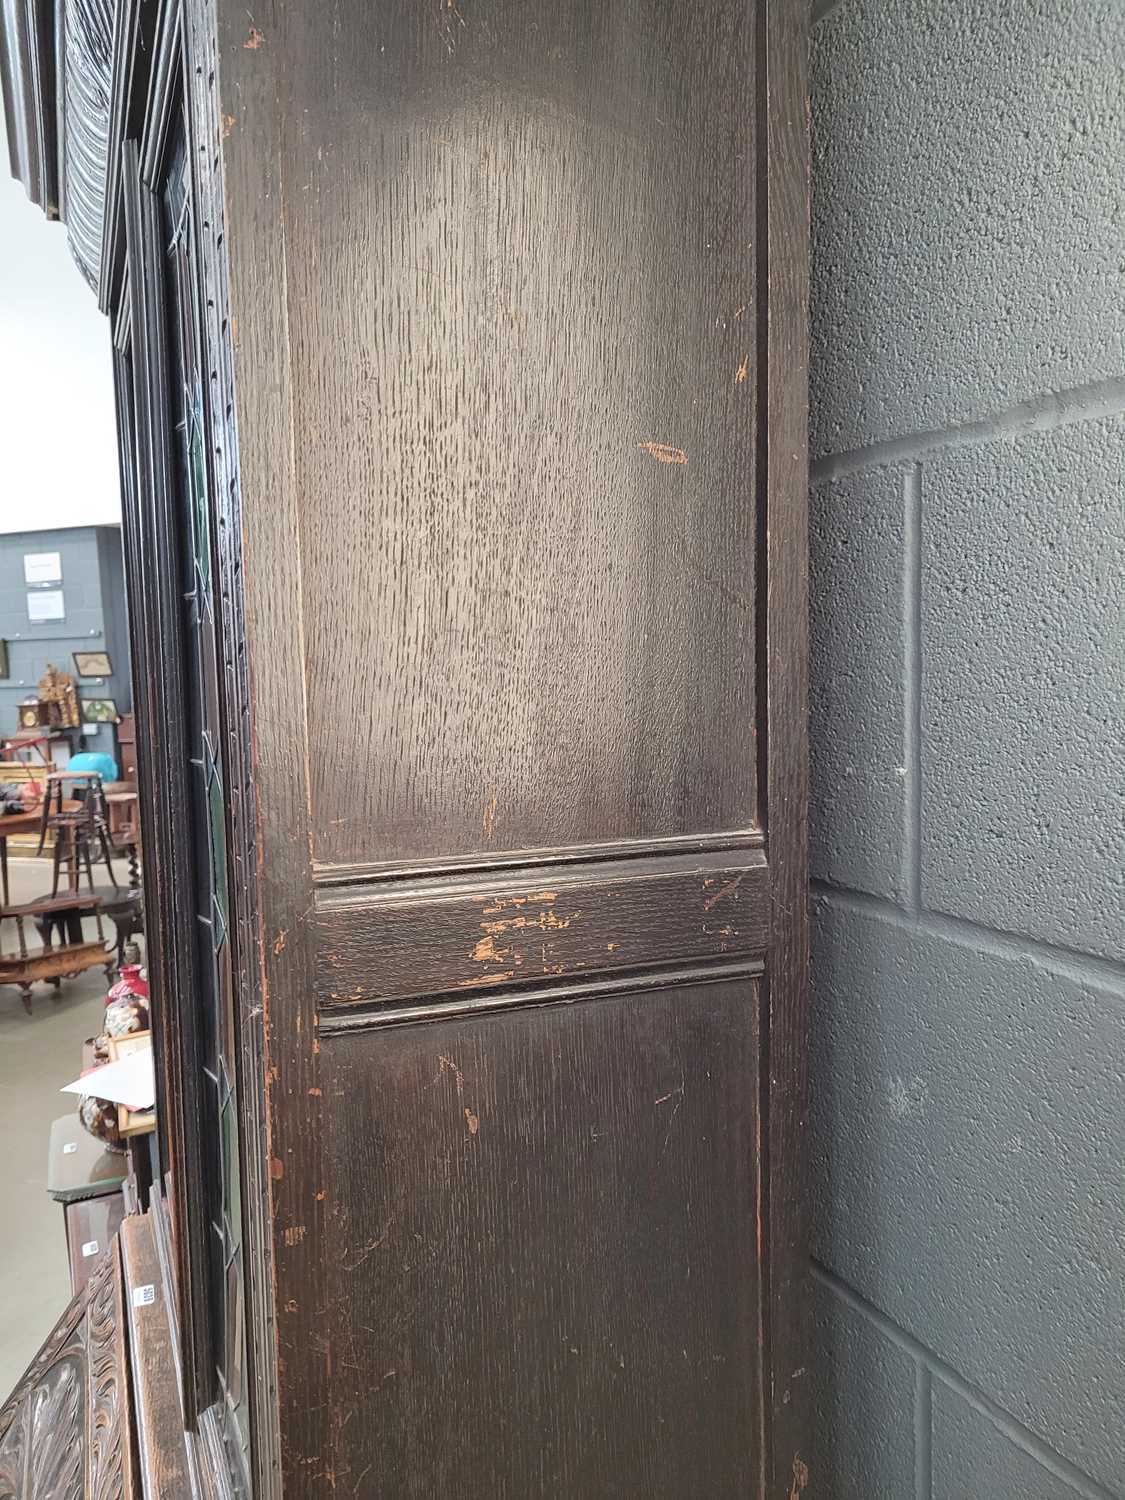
[321,981,763,1499]
[210,0,809,1491]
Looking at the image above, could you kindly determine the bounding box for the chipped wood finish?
[0,1243,136,1499]
[317,851,770,1013]
[214,0,810,1492]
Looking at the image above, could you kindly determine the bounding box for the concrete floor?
[0,857,116,1392]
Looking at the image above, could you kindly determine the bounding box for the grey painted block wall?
[809,1,1125,1496]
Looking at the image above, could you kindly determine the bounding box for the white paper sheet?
[61,1047,155,1111]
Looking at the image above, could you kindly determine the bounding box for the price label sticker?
[132,1284,156,1308]
[62,1142,78,1155]
[81,1240,100,1258]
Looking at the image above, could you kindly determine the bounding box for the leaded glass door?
[153,109,249,1482]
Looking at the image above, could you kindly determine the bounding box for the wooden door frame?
[120,133,216,1427]
[759,2,812,1493]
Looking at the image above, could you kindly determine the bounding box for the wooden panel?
[120,1213,193,1499]
[317,850,769,1011]
[762,1,813,1494]
[318,979,762,1498]
[214,0,810,1490]
[278,0,761,867]
[0,1240,136,1498]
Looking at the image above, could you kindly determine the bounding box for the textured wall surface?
[809,0,1125,1495]
[0,526,131,761]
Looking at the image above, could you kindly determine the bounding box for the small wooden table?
[0,809,118,1009]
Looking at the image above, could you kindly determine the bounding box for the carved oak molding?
[0,1247,135,1499]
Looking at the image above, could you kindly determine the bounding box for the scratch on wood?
[482,793,498,841]
[458,971,516,987]
[283,1225,307,1247]
[342,1225,393,1272]
[789,1454,809,1500]
[481,889,558,915]
[702,874,743,911]
[273,928,287,955]
[638,441,688,466]
[221,113,236,138]
[481,909,574,936]
[464,1107,480,1136]
[243,25,264,47]
[735,356,749,383]
[657,1069,686,1157]
[437,1055,465,1093]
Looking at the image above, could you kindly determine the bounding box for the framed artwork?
[0,640,8,678]
[82,699,119,723]
[73,651,113,678]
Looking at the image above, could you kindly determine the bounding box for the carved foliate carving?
[0,1249,134,1499]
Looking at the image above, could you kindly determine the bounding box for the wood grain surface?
[121,1213,194,1498]
[211,0,809,1492]
[275,0,761,869]
[322,979,762,1499]
[317,850,769,1009]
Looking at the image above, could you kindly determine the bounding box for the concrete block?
[811,1277,916,1500]
[810,466,908,901]
[920,416,1125,960]
[811,0,1125,457]
[810,896,1125,1490]
[932,1382,1089,1500]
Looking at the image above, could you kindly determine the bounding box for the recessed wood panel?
[279,0,760,867]
[318,979,762,1498]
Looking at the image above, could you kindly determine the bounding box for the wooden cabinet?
[2,0,810,1494]
[115,714,138,785]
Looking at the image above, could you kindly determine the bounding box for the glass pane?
[160,115,246,1449]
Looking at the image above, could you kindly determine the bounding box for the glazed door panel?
[217,0,808,1493]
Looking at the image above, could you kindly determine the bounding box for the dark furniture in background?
[116,712,138,785]
[1,0,810,1495]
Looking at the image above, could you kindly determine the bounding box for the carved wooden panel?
[0,1245,135,1499]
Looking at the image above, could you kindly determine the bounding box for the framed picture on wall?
[73,651,113,678]
[81,698,119,723]
[0,640,8,678]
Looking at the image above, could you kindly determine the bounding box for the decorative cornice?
[0,0,58,214]
[0,0,113,293]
